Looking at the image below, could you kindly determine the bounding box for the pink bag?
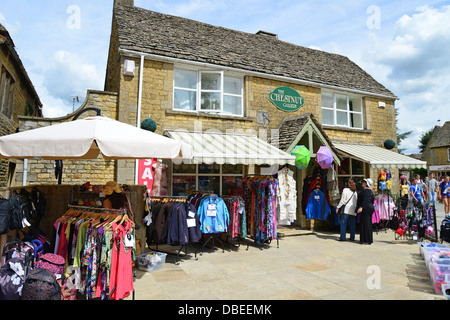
[34,253,65,275]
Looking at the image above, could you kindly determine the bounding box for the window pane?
[338,158,350,175]
[223,95,242,115]
[222,164,243,174]
[336,111,348,126]
[321,92,333,109]
[224,76,241,95]
[174,69,197,89]
[322,109,334,125]
[222,176,243,197]
[201,92,221,110]
[351,159,364,175]
[173,164,196,174]
[174,89,196,110]
[173,176,196,196]
[201,73,221,90]
[336,95,348,110]
[349,97,362,112]
[350,113,362,129]
[198,164,220,174]
[198,176,220,194]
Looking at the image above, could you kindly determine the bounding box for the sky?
[1,0,449,155]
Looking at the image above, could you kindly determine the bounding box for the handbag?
[338,191,355,215]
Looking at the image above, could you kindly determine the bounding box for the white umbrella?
[0,116,192,160]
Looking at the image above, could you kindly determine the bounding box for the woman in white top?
[336,178,358,241]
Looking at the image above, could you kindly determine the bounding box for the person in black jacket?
[356,178,375,245]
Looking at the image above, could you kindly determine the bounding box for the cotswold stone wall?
[0,44,42,187]
[13,90,118,186]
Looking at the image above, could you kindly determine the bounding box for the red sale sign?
[137,159,157,193]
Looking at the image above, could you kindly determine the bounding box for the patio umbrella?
[0,116,192,160]
[316,146,333,169]
[291,145,310,169]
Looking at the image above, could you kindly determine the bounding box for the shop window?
[0,67,15,119]
[337,157,365,192]
[172,164,243,196]
[321,92,363,129]
[173,67,243,116]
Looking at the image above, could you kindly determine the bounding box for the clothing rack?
[67,204,125,214]
[146,195,198,265]
[56,205,135,300]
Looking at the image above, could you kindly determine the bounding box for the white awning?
[165,130,296,166]
[333,142,427,169]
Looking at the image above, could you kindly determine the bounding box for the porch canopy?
[165,130,296,166]
[333,142,427,169]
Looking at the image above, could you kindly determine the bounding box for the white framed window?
[322,91,363,129]
[447,148,450,162]
[173,67,243,116]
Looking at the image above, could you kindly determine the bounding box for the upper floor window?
[173,68,243,116]
[322,92,363,129]
[0,67,15,119]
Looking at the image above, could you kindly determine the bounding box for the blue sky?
[1,0,449,154]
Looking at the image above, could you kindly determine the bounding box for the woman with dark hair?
[336,178,358,241]
[356,178,375,245]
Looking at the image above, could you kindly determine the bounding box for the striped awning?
[165,130,296,166]
[334,142,427,169]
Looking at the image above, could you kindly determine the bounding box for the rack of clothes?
[302,166,331,221]
[53,205,135,300]
[242,176,279,250]
[145,194,201,264]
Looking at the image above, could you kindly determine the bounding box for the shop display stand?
[201,233,229,254]
[147,195,199,265]
[148,241,198,265]
[66,204,135,300]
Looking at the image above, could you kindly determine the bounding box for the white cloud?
[39,50,103,117]
[362,5,450,154]
[0,13,21,36]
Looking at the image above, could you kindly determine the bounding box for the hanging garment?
[109,221,134,300]
[277,167,297,221]
[305,189,330,221]
[225,197,247,239]
[242,176,278,243]
[198,195,229,234]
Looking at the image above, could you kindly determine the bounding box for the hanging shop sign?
[269,86,304,112]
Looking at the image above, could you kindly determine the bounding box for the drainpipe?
[135,54,145,185]
[23,159,28,186]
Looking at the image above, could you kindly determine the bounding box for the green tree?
[418,128,434,152]
[395,107,412,154]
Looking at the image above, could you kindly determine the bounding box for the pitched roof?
[270,113,342,161]
[429,121,450,148]
[113,5,396,99]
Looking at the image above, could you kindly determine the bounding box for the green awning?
[165,130,296,166]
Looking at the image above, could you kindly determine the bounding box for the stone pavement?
[133,202,449,300]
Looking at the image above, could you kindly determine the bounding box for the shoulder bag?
[338,191,356,215]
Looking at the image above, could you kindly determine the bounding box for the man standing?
[425,173,439,208]
[410,178,425,207]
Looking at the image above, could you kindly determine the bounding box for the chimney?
[114,0,134,7]
[256,30,278,39]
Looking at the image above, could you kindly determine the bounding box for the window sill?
[322,125,372,134]
[166,109,255,122]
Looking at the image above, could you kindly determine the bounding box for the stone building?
[0,22,43,187]
[15,0,427,228]
[422,121,450,178]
